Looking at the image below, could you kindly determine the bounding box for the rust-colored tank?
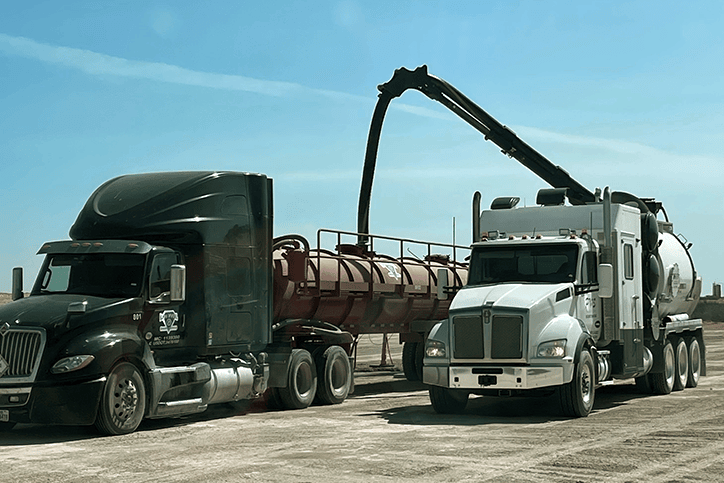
[273,237,467,336]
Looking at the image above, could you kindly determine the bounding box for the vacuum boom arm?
[357,65,597,245]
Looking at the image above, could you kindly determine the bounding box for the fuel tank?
[273,243,467,335]
[653,224,701,318]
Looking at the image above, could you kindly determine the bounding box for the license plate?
[0,410,9,422]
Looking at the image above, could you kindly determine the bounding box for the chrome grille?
[0,329,44,381]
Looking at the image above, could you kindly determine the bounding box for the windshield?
[468,244,578,285]
[32,253,146,298]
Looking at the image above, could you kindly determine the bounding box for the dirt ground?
[2,327,724,482]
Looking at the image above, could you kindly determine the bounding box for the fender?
[55,326,154,379]
[537,314,595,383]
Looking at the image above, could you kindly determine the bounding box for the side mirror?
[598,263,614,298]
[12,267,24,301]
[170,264,186,302]
[437,268,449,301]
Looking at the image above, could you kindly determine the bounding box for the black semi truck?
[0,170,463,435]
[0,171,358,435]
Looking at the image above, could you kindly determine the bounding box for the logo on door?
[159,310,179,334]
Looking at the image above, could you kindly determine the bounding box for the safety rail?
[308,229,468,299]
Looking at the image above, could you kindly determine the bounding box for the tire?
[95,362,146,436]
[276,349,317,410]
[673,337,689,391]
[402,341,421,382]
[0,421,17,431]
[315,346,352,405]
[635,374,652,394]
[558,348,595,417]
[686,337,701,388]
[429,385,469,414]
[650,340,675,395]
[265,387,283,410]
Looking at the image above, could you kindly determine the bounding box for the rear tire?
[95,362,146,436]
[315,346,352,405]
[686,337,701,388]
[673,337,689,391]
[558,348,595,417]
[265,387,283,410]
[402,341,423,382]
[429,385,469,414]
[635,374,652,393]
[650,340,675,395]
[276,349,317,410]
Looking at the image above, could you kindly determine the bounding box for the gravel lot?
[2,326,724,482]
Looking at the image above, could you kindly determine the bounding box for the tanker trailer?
[273,230,468,380]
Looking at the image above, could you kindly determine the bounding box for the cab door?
[618,232,644,376]
[145,251,186,353]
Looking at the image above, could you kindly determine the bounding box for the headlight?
[537,339,567,358]
[51,355,95,374]
[425,340,446,358]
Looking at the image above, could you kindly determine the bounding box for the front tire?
[95,362,146,436]
[276,349,317,410]
[315,346,352,405]
[558,348,595,417]
[429,386,469,414]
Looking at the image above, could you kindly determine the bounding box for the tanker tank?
[272,233,467,336]
[653,222,701,319]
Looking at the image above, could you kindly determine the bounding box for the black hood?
[0,294,135,333]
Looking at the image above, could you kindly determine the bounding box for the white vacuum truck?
[357,66,703,415]
[425,187,702,416]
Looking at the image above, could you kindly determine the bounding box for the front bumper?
[424,363,568,390]
[0,377,105,425]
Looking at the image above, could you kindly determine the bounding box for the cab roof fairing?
[68,171,272,247]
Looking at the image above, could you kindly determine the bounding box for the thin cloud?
[514,125,722,176]
[3,32,718,180]
[0,32,444,118]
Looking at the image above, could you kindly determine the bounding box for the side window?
[623,244,634,280]
[43,261,71,292]
[149,253,178,299]
[581,251,598,284]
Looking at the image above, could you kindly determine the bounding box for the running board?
[151,398,208,418]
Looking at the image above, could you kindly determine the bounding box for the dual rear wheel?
[270,346,353,410]
[647,335,701,395]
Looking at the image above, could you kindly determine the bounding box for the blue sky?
[1,1,723,294]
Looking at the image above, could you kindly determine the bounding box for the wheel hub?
[114,379,139,421]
